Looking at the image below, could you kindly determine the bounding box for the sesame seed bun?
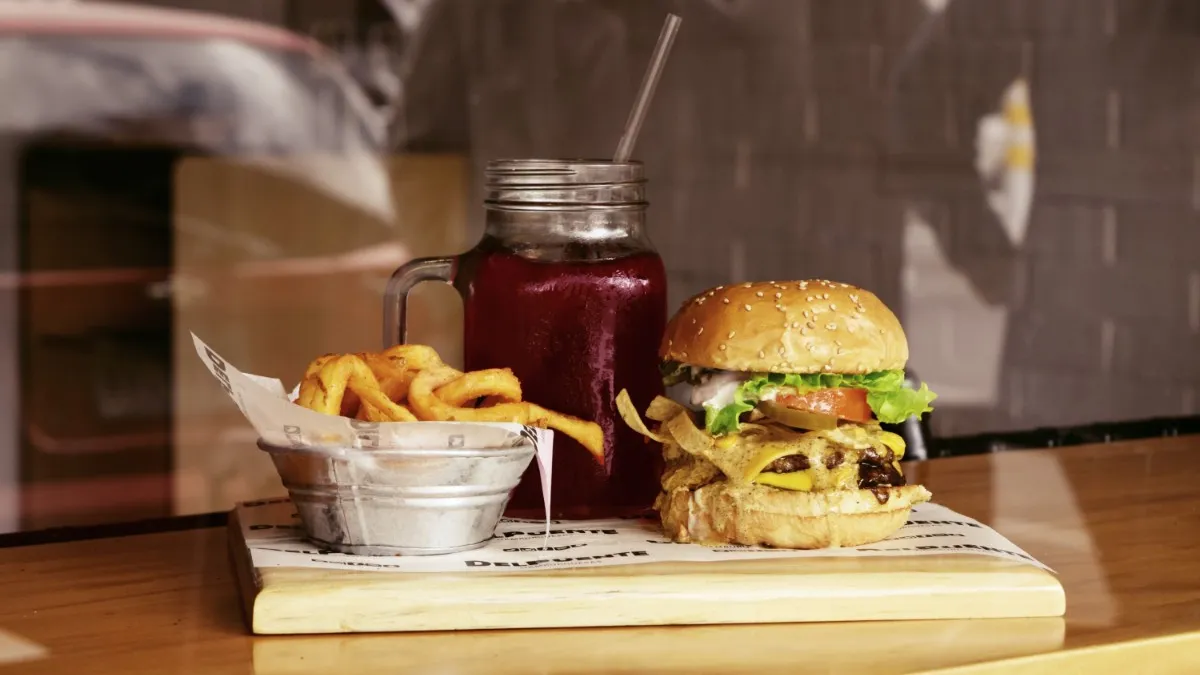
[658,483,933,549]
[659,280,909,374]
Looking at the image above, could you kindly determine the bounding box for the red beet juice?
[461,248,667,519]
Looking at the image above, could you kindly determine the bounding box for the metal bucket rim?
[256,439,535,459]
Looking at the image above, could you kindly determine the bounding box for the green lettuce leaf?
[702,369,937,435]
[866,382,937,424]
[706,398,756,436]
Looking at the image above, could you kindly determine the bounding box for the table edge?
[0,511,228,549]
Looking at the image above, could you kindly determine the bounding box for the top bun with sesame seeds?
[659,279,909,375]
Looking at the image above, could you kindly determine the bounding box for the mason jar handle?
[382,256,457,348]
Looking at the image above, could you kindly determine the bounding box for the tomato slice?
[775,388,873,423]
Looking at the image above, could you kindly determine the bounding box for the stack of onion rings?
[295,345,604,463]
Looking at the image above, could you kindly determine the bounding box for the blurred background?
[2,0,1198,534]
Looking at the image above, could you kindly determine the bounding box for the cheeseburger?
[616,279,937,549]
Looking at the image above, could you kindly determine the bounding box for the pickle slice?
[757,401,838,431]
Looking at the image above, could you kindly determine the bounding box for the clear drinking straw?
[613,13,683,162]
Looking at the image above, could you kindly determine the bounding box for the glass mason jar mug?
[383,159,667,519]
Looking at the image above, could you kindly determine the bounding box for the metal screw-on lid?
[484,158,646,210]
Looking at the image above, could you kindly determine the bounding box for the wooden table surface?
[3,437,1200,674]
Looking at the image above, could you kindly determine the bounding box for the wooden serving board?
[228,511,1065,635]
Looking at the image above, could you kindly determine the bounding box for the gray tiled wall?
[379,0,1200,437]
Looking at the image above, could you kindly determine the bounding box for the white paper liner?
[235,499,1053,574]
[191,332,554,533]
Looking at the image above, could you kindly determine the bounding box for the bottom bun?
[658,482,933,549]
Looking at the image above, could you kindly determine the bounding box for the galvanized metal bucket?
[257,440,536,556]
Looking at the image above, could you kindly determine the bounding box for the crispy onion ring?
[298,354,417,422]
[355,386,419,422]
[380,344,444,371]
[303,353,339,379]
[434,368,523,407]
[301,353,359,416]
[409,368,604,463]
[296,345,606,463]
[357,353,416,403]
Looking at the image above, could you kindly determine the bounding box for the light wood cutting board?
[228,511,1065,635]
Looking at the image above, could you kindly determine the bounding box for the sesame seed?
[668,340,673,346]
[728,331,736,339]
[806,344,816,352]
[826,323,838,331]
[849,294,859,303]
[829,303,837,311]
[756,291,764,297]
[806,321,816,329]
[806,296,814,301]
[696,298,705,305]
[697,327,704,335]
[791,321,800,328]
[778,347,786,355]
[856,305,866,313]
[723,298,731,304]
[800,327,809,335]
[692,318,697,324]
[758,350,766,358]
[744,304,753,311]
[776,304,786,311]
[775,292,783,299]
[799,281,808,289]
[719,344,727,351]
[681,351,688,358]
[822,293,830,299]
[802,310,810,317]
[743,282,753,288]
[879,328,885,334]
[836,347,844,355]
[823,364,833,372]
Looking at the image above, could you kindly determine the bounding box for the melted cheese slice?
[879,431,906,459]
[738,426,872,481]
[691,424,907,492]
[754,471,813,491]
